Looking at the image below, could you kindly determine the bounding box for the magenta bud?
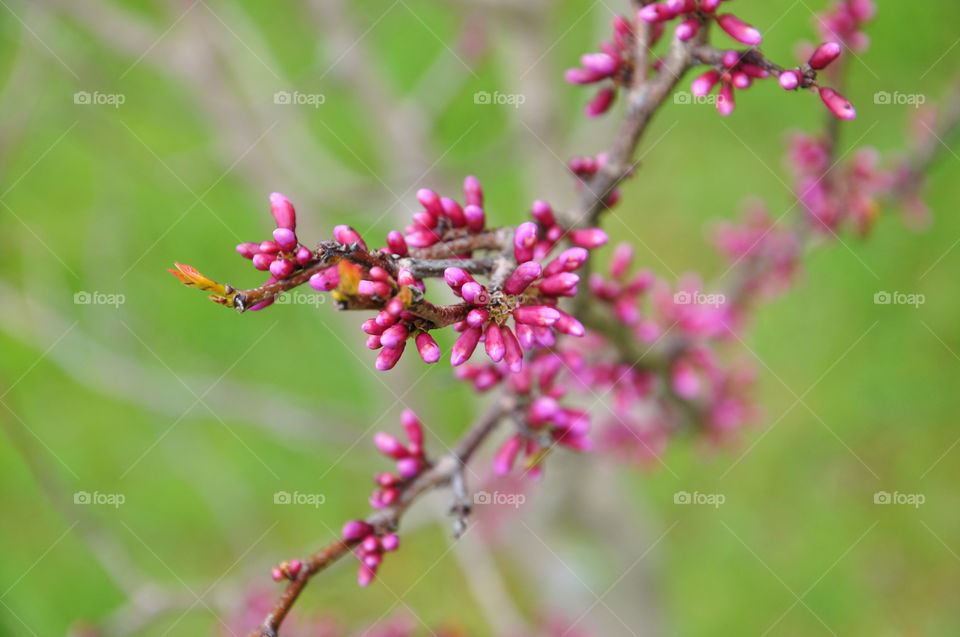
[309,268,338,292]
[514,222,539,263]
[362,552,382,569]
[405,229,440,248]
[271,567,284,581]
[583,87,615,117]
[343,520,374,541]
[717,83,735,116]
[380,323,409,349]
[401,409,423,447]
[444,267,473,291]
[515,323,535,350]
[413,211,437,229]
[375,310,397,328]
[819,87,856,120]
[357,564,376,587]
[236,242,260,259]
[386,297,405,317]
[530,200,556,227]
[451,326,482,367]
[366,335,382,350]
[494,435,524,476]
[417,188,444,219]
[731,72,751,90]
[269,192,296,230]
[272,227,297,251]
[252,253,274,271]
[463,204,485,232]
[259,240,280,254]
[555,310,586,337]
[375,472,399,487]
[463,175,483,207]
[386,231,408,256]
[287,559,302,577]
[513,306,561,327]
[691,69,721,97]
[269,258,295,279]
[504,261,543,295]
[333,224,366,249]
[358,280,391,297]
[580,52,618,76]
[539,272,579,296]
[374,432,409,458]
[396,456,420,478]
[397,268,416,287]
[809,41,842,70]
[501,326,523,372]
[610,243,633,278]
[717,14,762,46]
[440,197,466,227]
[362,319,384,335]
[484,323,505,363]
[466,308,489,327]
[375,341,405,371]
[778,70,800,90]
[569,228,608,249]
[675,18,699,41]
[415,333,440,363]
[461,281,488,305]
[361,535,380,553]
[701,0,721,9]
[381,533,399,552]
[296,246,312,265]
[528,396,560,425]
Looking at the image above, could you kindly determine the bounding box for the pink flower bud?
[269,192,296,230]
[366,335,382,350]
[361,535,380,553]
[717,83,735,116]
[440,197,466,227]
[484,323,505,362]
[309,267,340,291]
[463,175,483,207]
[342,520,374,541]
[451,327,482,367]
[397,268,416,287]
[585,87,616,117]
[381,533,400,552]
[379,487,399,505]
[269,258,295,279]
[358,280,391,297]
[675,18,700,41]
[466,308,489,327]
[565,67,602,84]
[721,49,741,68]
[569,228,609,249]
[717,14,762,46]
[375,310,398,328]
[417,188,444,219]
[357,564,376,587]
[580,52,618,76]
[413,211,437,229]
[539,272,579,296]
[671,362,700,399]
[374,432,409,458]
[779,70,800,90]
[405,229,440,248]
[271,567,284,581]
[375,342,405,371]
[296,246,312,265]
[463,204,485,232]
[528,396,560,425]
[259,240,280,254]
[287,559,302,577]
[808,41,842,70]
[415,333,440,363]
[333,225,366,249]
[272,227,297,251]
[252,253,274,271]
[546,247,590,277]
[504,261,543,295]
[380,324,409,349]
[236,242,260,259]
[513,306,561,327]
[638,3,669,23]
[691,69,721,97]
[444,267,473,292]
[555,310,586,337]
[530,200,556,227]
[401,409,423,448]
[731,72,751,90]
[461,281,489,305]
[501,325,523,372]
[610,243,633,278]
[363,552,382,569]
[514,222,539,263]
[701,0,721,10]
[819,87,856,120]
[396,456,420,478]
[494,435,524,475]
[386,231,408,256]
[515,323,535,350]
[386,297,404,317]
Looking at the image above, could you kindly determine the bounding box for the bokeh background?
[1,1,958,635]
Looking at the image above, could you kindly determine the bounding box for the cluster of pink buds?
[235,193,313,310]
[788,132,894,235]
[640,1,762,47]
[270,558,303,582]
[370,410,427,508]
[564,15,636,116]
[396,176,487,252]
[569,154,623,207]
[341,521,400,587]
[817,0,875,52]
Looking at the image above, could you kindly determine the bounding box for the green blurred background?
[1,0,958,635]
